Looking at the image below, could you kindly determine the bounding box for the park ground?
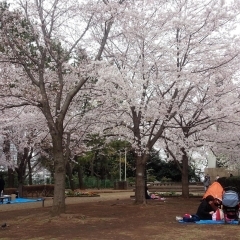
[0,190,240,240]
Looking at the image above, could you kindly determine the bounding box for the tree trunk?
[3,139,14,187]
[51,136,66,216]
[77,165,84,189]
[17,182,23,197]
[27,157,33,185]
[66,161,74,191]
[134,154,148,204]
[90,159,94,177]
[16,168,24,198]
[181,148,189,198]
[65,132,74,190]
[15,148,30,197]
[7,168,14,188]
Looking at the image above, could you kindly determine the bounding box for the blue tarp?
[196,220,239,224]
[1,197,42,204]
[179,220,239,224]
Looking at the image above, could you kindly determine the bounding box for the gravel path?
[0,191,133,212]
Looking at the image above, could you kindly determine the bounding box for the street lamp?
[119,151,121,181]
[124,148,127,181]
[119,148,127,182]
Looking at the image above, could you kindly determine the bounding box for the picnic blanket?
[179,220,239,224]
[1,197,43,204]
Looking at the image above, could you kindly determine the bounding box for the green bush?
[83,177,114,188]
[218,176,240,193]
[161,177,172,182]
[148,175,157,182]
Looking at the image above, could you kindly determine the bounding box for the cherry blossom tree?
[0,106,49,194]
[205,93,240,171]
[0,0,240,210]
[0,0,125,215]
[93,0,240,203]
[161,60,240,197]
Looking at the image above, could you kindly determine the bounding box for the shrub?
[218,176,240,193]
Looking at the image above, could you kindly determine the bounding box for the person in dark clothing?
[145,186,151,199]
[0,175,5,194]
[196,195,217,220]
[203,174,210,192]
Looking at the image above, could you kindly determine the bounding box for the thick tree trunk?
[17,182,23,197]
[134,154,148,204]
[16,167,24,198]
[16,170,24,197]
[51,136,66,216]
[181,148,189,198]
[16,148,29,197]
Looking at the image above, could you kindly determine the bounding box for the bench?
[0,195,11,204]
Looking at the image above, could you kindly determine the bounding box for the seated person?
[145,187,164,200]
[211,198,221,209]
[196,195,218,220]
[145,186,151,199]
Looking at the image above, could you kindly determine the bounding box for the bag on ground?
[212,209,224,220]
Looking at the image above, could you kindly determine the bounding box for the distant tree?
[147,154,197,182]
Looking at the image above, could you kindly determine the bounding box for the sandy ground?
[0,190,133,212]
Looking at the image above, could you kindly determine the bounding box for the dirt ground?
[0,191,240,240]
